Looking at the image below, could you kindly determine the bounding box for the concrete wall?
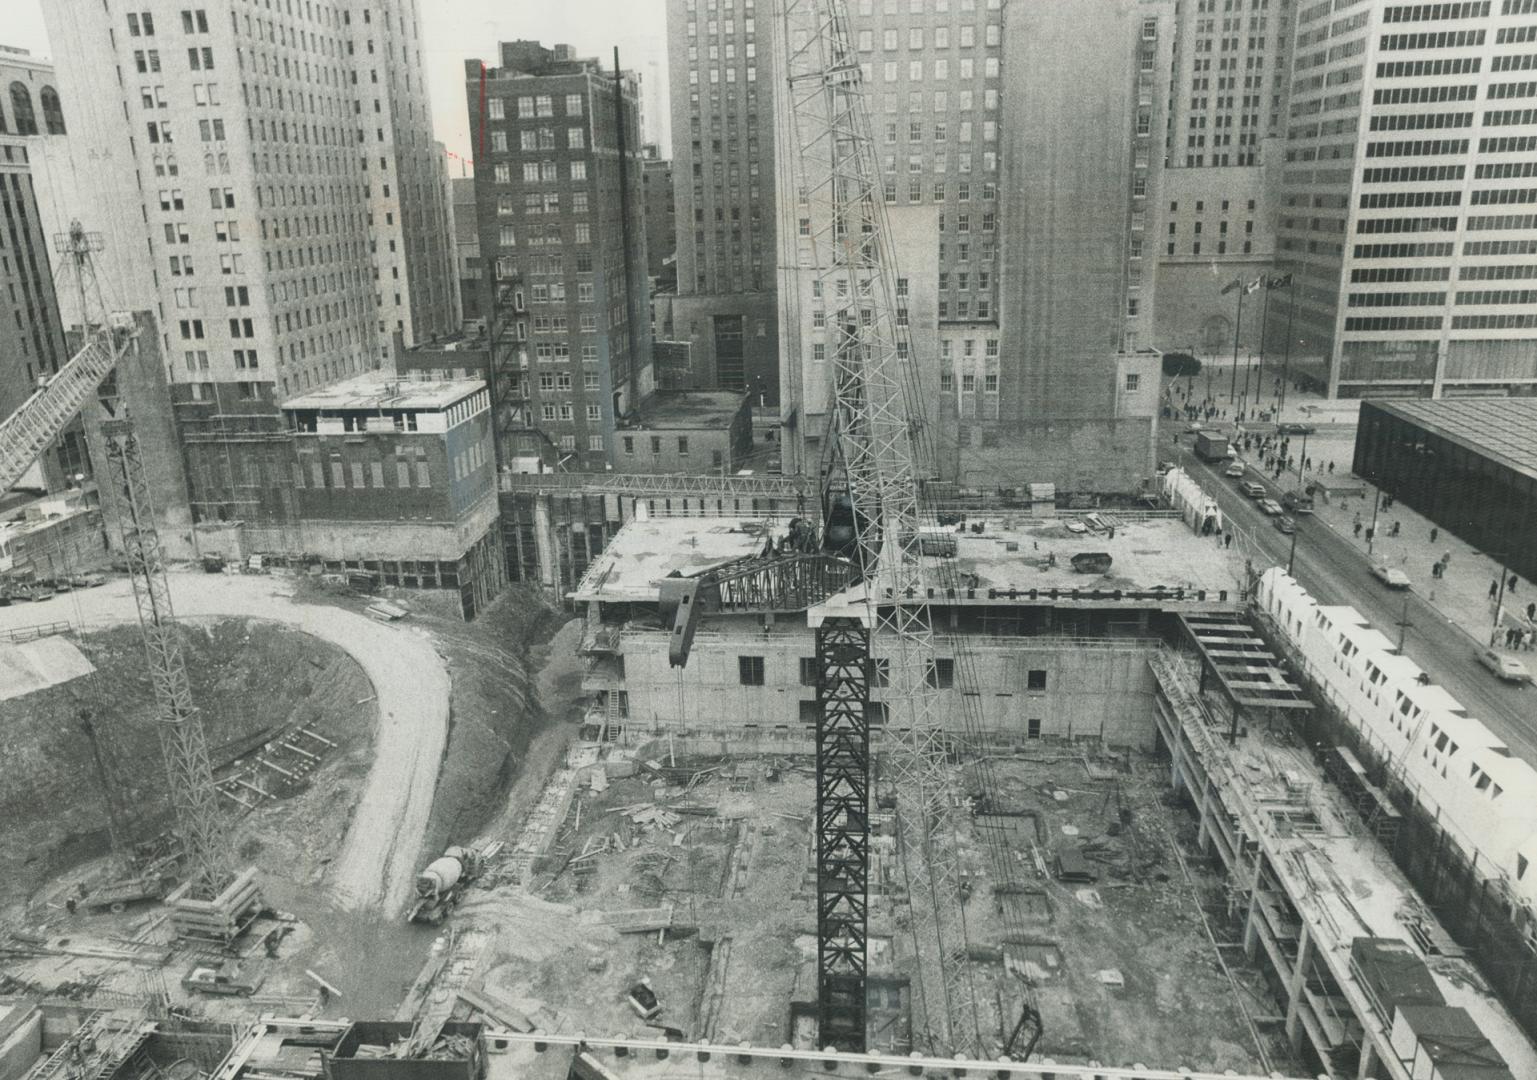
[999,0,1173,426]
[615,624,1159,750]
[957,417,1158,494]
[651,292,779,404]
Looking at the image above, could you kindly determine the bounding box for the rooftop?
[574,512,1245,606]
[280,374,484,413]
[625,390,747,430]
[1366,399,1537,483]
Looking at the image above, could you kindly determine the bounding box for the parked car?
[1259,498,1285,516]
[1277,422,1317,435]
[1274,515,1297,534]
[182,960,264,997]
[1370,563,1411,589]
[1476,649,1532,685]
[1184,421,1207,434]
[1224,462,1246,479]
[1241,481,1266,499]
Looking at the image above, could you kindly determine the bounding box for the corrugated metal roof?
[1370,399,1537,483]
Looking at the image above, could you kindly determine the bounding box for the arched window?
[9,82,36,135]
[39,86,65,135]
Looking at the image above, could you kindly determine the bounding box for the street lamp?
[1269,273,1296,420]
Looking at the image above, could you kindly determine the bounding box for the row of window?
[484,94,583,121]
[294,456,434,491]
[854,24,1001,51]
[1,82,66,136]
[538,403,604,423]
[489,127,586,153]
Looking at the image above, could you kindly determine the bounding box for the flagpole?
[1229,280,1245,406]
[1256,275,1273,416]
[1278,277,1296,421]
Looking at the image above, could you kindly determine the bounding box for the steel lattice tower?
[777,0,981,1056]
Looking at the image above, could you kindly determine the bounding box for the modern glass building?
[1354,398,1537,583]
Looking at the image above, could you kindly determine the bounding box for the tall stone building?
[0,46,79,490]
[989,0,1172,491]
[664,0,779,404]
[1154,0,1294,359]
[38,1,457,525]
[1273,0,1537,398]
[464,41,653,472]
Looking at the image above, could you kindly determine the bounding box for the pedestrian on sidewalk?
[1490,579,1500,600]
[1443,551,1452,567]
[1225,533,1233,549]
[1430,527,1438,543]
[1526,601,1535,622]
[1391,521,1401,537]
[1354,521,1363,538]
[1366,526,1375,543]
[1432,561,1442,579]
[1328,461,1335,474]
[1509,574,1518,592]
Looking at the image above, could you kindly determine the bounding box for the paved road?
[1172,437,1537,766]
[0,572,450,914]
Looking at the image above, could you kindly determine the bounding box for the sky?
[5,0,670,175]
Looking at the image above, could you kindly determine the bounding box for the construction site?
[4,5,1537,1080]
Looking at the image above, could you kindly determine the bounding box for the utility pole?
[1396,591,1412,652]
[1367,487,1382,558]
[1287,522,1300,576]
[1256,274,1273,413]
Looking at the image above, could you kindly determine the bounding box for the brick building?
[464,41,653,473]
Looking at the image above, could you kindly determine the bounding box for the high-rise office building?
[39,1,458,523]
[1273,0,1537,398]
[1166,0,1295,168]
[465,41,653,473]
[1153,0,1293,359]
[451,176,482,327]
[988,0,1172,491]
[0,46,80,489]
[772,0,1008,479]
[664,0,779,404]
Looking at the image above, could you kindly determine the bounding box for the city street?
[1171,436,1537,767]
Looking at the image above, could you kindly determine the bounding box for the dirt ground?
[0,618,375,920]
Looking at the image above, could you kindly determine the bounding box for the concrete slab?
[0,635,95,702]
[571,518,777,602]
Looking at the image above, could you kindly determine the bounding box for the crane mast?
[3,223,245,920]
[780,0,981,1056]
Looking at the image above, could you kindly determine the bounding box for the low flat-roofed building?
[1355,399,1537,586]
[614,390,752,476]
[272,374,507,618]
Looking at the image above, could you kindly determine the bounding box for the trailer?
[1194,432,1231,463]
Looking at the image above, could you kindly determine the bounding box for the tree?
[1162,351,1201,378]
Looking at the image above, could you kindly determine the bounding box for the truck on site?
[1194,431,1230,463]
[1282,489,1315,514]
[408,845,483,924]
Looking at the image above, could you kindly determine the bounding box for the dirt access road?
[0,570,449,914]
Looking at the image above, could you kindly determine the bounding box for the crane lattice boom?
[780,0,981,1056]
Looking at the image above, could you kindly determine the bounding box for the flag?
[1268,272,1294,289]
[1244,277,1262,295]
[1221,278,1243,296]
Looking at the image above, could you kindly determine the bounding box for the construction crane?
[656,1,986,1055]
[1,223,253,935]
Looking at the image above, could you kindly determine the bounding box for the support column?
[533,494,557,589]
[1283,924,1313,1051]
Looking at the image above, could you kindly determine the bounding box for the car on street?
[1476,649,1532,685]
[1259,498,1284,516]
[1274,515,1297,534]
[1370,562,1412,589]
[1225,462,1246,478]
[1241,481,1266,499]
[1277,422,1317,435]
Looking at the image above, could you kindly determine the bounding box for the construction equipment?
[77,853,180,915]
[408,846,483,924]
[181,959,264,997]
[1,222,259,940]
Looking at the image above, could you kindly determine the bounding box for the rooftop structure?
[575,512,1245,608]
[1361,398,1537,482]
[281,374,487,418]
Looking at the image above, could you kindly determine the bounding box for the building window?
[1125,373,1141,391]
[738,656,765,686]
[1027,669,1047,690]
[800,657,817,687]
[1027,717,1042,739]
[926,658,955,689]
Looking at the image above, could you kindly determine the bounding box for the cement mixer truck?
[407,845,482,924]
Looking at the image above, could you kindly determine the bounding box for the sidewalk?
[1304,472,1536,654]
